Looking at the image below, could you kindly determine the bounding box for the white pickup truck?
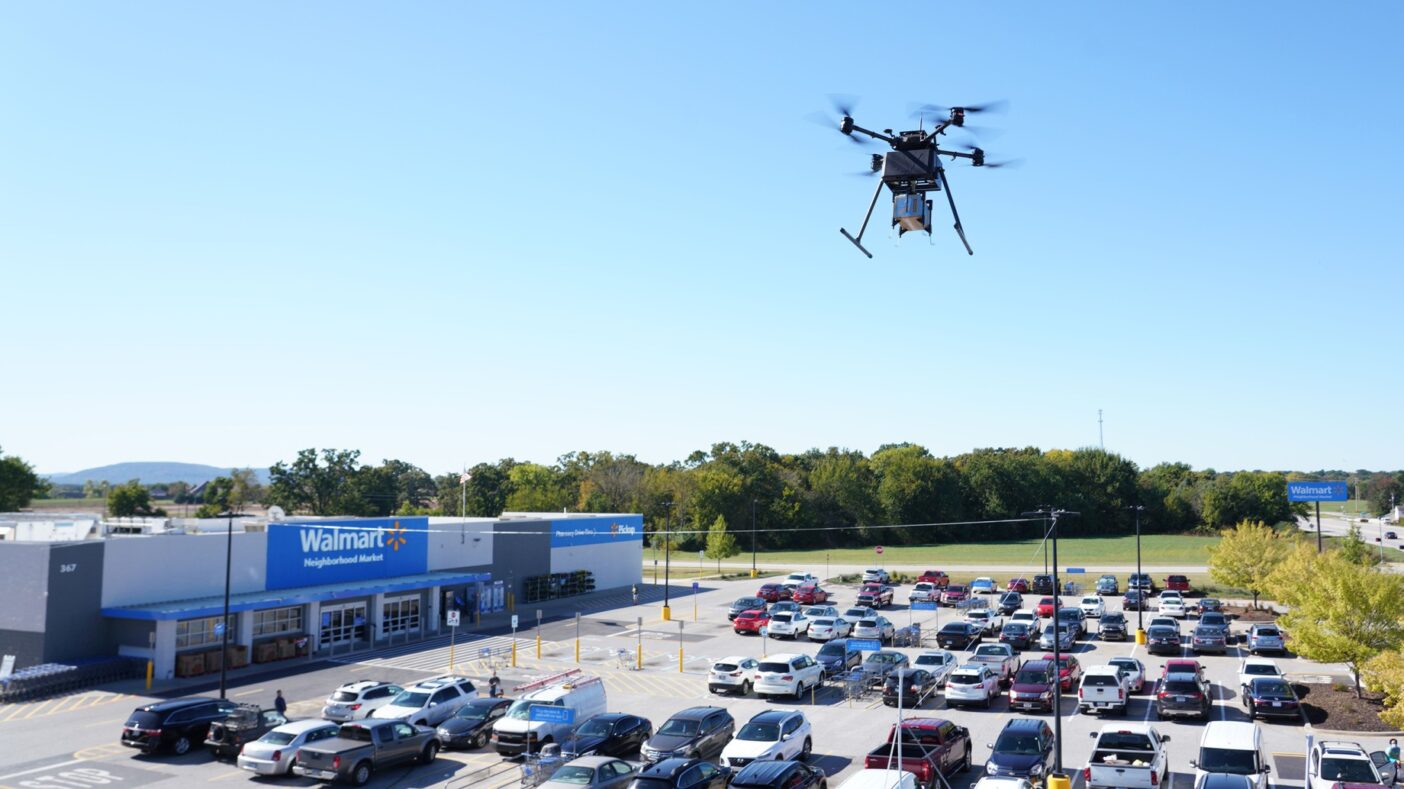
[1077,665,1131,716]
[969,643,1020,685]
[1083,724,1171,789]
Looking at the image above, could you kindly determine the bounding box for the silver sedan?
[237,720,341,776]
[538,756,638,789]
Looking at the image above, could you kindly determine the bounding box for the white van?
[491,670,607,756]
[1192,721,1268,789]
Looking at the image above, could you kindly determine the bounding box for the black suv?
[1098,612,1128,641]
[1155,671,1211,721]
[1031,575,1055,595]
[566,712,654,759]
[729,760,828,789]
[121,697,239,755]
[641,707,734,763]
[985,718,1055,781]
[630,757,729,789]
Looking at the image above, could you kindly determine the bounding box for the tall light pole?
[1022,507,1080,780]
[1126,505,1146,638]
[218,509,234,699]
[750,500,758,579]
[662,502,673,622]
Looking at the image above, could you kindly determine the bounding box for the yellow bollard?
[145,660,154,691]
[750,568,758,578]
[536,634,542,660]
[1047,774,1071,789]
[1135,629,1147,645]
[661,606,671,622]
[575,639,580,663]
[511,640,517,668]
[679,646,684,673]
[636,647,642,671]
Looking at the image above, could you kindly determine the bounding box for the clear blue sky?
[4,2,1401,475]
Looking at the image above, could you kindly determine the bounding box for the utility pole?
[751,499,758,579]
[662,502,673,621]
[218,509,234,699]
[1126,505,1146,638]
[1022,507,1080,781]
[1098,409,1104,450]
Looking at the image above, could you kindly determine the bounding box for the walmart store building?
[0,513,642,679]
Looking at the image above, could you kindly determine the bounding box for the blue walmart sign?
[266,517,428,590]
[1287,481,1348,502]
[549,516,644,548]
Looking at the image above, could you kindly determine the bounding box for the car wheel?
[961,749,972,772]
[801,737,812,760]
[474,731,488,749]
[172,736,191,756]
[742,680,752,696]
[351,761,373,787]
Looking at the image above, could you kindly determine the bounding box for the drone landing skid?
[839,228,873,259]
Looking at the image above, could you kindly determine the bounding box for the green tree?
[0,447,46,511]
[1362,649,1404,730]
[1200,471,1301,529]
[504,463,573,512]
[434,460,517,517]
[266,449,363,515]
[1338,522,1377,566]
[1206,520,1289,608]
[1277,551,1404,696]
[1366,473,1404,517]
[704,514,740,572]
[107,479,166,517]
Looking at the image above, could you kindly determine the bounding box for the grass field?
[743,535,1220,568]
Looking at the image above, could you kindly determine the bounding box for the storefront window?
[320,603,367,646]
[382,595,421,636]
[176,615,236,649]
[253,606,303,637]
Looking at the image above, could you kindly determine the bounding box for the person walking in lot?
[1388,739,1400,784]
[632,584,639,606]
[274,689,287,717]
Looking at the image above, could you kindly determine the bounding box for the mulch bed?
[1224,605,1278,622]
[1294,682,1396,731]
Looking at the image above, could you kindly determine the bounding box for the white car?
[843,606,877,621]
[804,605,840,619]
[807,617,852,641]
[767,612,810,639]
[1079,596,1106,619]
[944,664,1001,708]
[322,680,405,722]
[837,770,919,789]
[1238,657,1283,692]
[964,609,1003,635]
[1149,616,1180,633]
[1108,656,1147,693]
[912,651,958,687]
[1159,593,1187,618]
[973,779,1033,789]
[972,577,998,594]
[754,653,824,700]
[852,616,896,643]
[237,719,341,776]
[863,568,891,584]
[709,656,761,695]
[786,572,819,585]
[1008,609,1038,627]
[1307,739,1397,789]
[909,582,940,603]
[720,709,812,769]
[371,675,476,726]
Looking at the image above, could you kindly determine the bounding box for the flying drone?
[821,99,1010,258]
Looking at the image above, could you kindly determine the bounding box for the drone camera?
[839,116,855,136]
[951,108,966,126]
[870,154,883,172]
[971,147,985,167]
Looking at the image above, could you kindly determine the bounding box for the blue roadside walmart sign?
[1287,481,1348,502]
[266,517,428,590]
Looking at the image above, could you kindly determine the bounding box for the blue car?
[971,577,998,595]
[985,719,1055,781]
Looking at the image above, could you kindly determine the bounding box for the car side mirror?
[986,743,994,749]
[1262,765,1271,774]
[1088,732,1098,739]
[1161,735,1170,742]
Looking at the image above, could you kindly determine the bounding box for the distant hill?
[45,463,271,486]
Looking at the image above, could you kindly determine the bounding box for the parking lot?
[0,571,1385,789]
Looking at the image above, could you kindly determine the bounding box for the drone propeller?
[945,142,1021,169]
[807,95,874,146]
[911,100,1009,117]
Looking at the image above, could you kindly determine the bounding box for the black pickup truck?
[205,704,289,759]
[293,720,438,786]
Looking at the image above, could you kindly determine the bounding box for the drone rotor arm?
[845,122,897,145]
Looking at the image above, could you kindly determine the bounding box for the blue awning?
[101,571,492,621]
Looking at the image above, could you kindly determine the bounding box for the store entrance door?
[321,602,368,647]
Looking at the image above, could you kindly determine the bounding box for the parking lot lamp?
[662,502,673,622]
[1023,507,1080,779]
[751,499,758,579]
[1127,505,1146,637]
[218,509,233,700]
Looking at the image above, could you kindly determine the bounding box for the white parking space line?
[0,759,84,781]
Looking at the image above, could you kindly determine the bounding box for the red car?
[1164,575,1191,594]
[1160,658,1204,678]
[733,609,770,634]
[756,583,789,603]
[792,583,829,605]
[918,570,949,587]
[1006,578,1030,593]
[1035,596,1064,618]
[1040,653,1082,691]
[940,585,968,606]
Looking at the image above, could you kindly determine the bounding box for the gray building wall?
[550,540,642,592]
[44,542,109,661]
[102,531,268,607]
[492,521,550,602]
[426,518,495,571]
[0,543,50,634]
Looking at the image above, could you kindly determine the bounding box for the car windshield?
[939,624,967,634]
[1254,680,1292,695]
[1243,664,1277,676]
[859,619,878,628]
[812,618,835,627]
[1102,614,1124,624]
[1163,679,1201,693]
[506,700,562,720]
[1148,627,1175,637]
[576,718,613,736]
[455,706,490,721]
[737,722,780,741]
[390,691,430,708]
[771,614,792,623]
[1255,627,1280,637]
[866,653,900,666]
[915,654,947,666]
[1321,758,1378,783]
[549,766,596,785]
[1109,659,1138,672]
[657,718,700,736]
[995,733,1042,755]
[968,612,989,621]
[1201,614,1226,625]
[331,691,360,702]
[1003,624,1029,635]
[948,673,980,685]
[260,731,298,745]
[818,644,847,657]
